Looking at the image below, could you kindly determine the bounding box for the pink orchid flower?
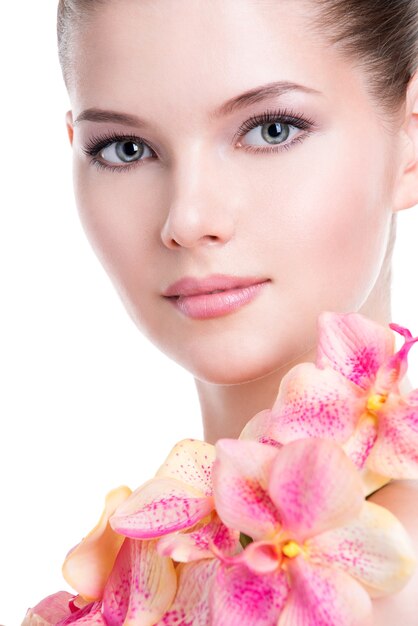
[156,509,240,563]
[23,486,177,626]
[109,439,215,539]
[21,591,92,626]
[240,311,418,494]
[207,437,416,626]
[109,439,240,563]
[155,558,221,625]
[49,536,177,626]
[106,439,242,625]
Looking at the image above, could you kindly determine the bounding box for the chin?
[177,345,300,386]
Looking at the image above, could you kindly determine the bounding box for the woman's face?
[67,0,403,384]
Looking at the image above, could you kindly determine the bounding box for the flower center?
[282,540,302,559]
[366,393,387,415]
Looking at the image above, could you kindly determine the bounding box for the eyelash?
[81,107,316,173]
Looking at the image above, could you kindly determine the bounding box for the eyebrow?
[73,80,323,127]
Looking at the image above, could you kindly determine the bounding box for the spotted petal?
[268,439,364,541]
[238,409,283,448]
[341,415,391,496]
[306,500,417,598]
[62,486,131,600]
[278,556,372,626]
[342,415,379,472]
[212,439,282,540]
[367,392,418,479]
[21,592,81,626]
[156,511,241,562]
[155,559,219,625]
[316,311,395,391]
[268,363,365,444]
[210,562,289,626]
[110,477,214,538]
[56,603,105,625]
[102,538,177,626]
[155,439,215,496]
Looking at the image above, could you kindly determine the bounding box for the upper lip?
[163,274,269,297]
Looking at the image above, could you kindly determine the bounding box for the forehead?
[71,0,371,122]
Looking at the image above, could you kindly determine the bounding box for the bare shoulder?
[367,479,418,625]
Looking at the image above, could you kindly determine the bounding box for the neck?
[195,344,318,444]
[195,266,398,444]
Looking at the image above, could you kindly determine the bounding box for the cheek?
[72,159,160,290]
[72,161,178,346]
[248,130,393,312]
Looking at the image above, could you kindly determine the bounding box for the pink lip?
[163,274,269,297]
[162,274,270,320]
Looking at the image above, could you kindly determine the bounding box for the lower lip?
[165,281,269,320]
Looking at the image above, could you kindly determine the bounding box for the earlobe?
[392,70,418,213]
[65,110,74,146]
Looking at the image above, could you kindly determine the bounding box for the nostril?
[204,234,220,244]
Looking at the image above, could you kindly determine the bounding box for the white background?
[1,3,418,625]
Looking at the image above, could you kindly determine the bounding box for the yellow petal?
[62,485,132,601]
[155,438,215,496]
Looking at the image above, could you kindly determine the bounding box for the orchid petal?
[367,393,418,479]
[212,439,281,540]
[238,539,282,574]
[210,562,289,626]
[342,415,391,496]
[155,559,219,625]
[21,592,78,626]
[56,603,105,625]
[374,325,418,394]
[306,500,417,598]
[278,556,372,626]
[155,439,216,496]
[110,478,214,539]
[238,409,283,448]
[316,311,394,391]
[269,439,364,541]
[62,486,132,601]
[342,414,378,471]
[358,469,391,499]
[407,388,418,403]
[269,363,365,444]
[157,512,240,562]
[102,537,177,626]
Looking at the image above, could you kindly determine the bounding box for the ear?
[392,69,418,212]
[65,110,74,146]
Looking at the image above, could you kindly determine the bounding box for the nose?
[160,158,236,249]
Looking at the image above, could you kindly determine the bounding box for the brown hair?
[57,0,418,119]
[57,0,105,90]
[57,0,418,291]
[307,0,418,126]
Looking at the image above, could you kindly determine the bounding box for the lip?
[162,274,270,320]
[163,274,269,297]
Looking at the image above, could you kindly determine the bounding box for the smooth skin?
[64,1,418,621]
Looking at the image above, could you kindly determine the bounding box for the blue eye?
[82,132,156,172]
[82,107,316,172]
[101,139,153,164]
[234,108,316,154]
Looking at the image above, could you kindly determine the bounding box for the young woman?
[31,0,418,622]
